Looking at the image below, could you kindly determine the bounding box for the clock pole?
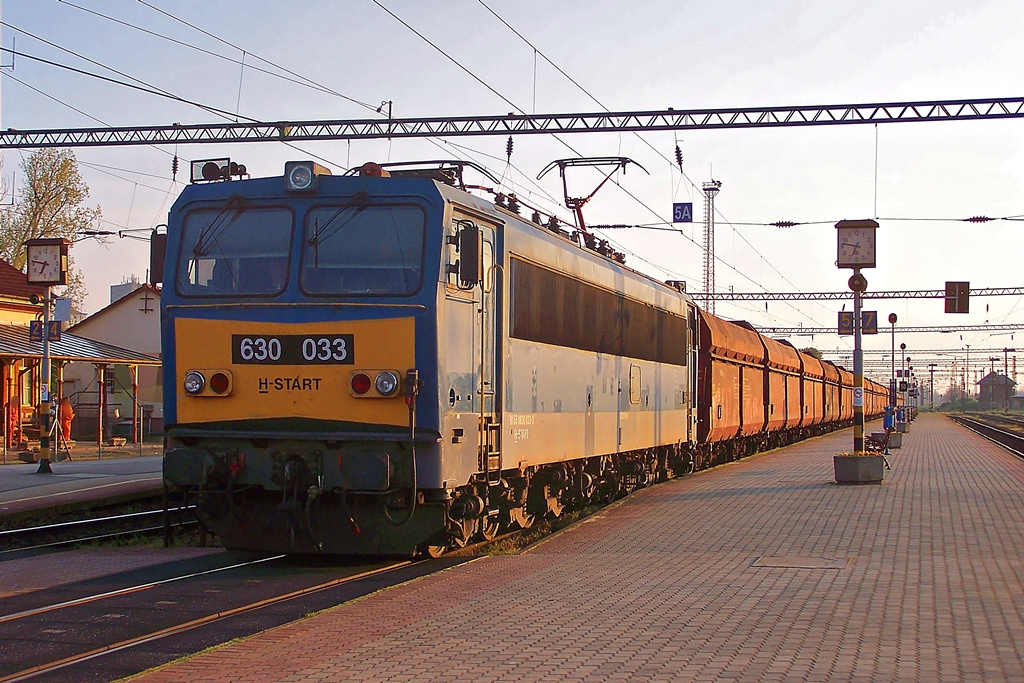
[835,219,877,455]
[24,237,70,473]
[852,270,865,453]
[37,286,52,474]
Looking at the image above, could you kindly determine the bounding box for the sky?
[1,0,1022,395]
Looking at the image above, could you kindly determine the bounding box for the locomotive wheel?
[509,506,535,530]
[478,516,502,542]
[418,535,448,559]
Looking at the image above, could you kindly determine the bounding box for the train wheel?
[478,516,502,542]
[417,534,448,559]
[509,506,535,530]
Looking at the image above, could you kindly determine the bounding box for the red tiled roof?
[0,259,48,299]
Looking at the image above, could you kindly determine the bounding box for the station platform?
[0,453,163,518]
[130,413,1024,681]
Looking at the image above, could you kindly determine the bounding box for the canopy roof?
[0,324,160,365]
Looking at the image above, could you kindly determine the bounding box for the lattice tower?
[702,180,722,313]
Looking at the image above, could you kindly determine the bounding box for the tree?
[800,347,823,359]
[0,149,102,308]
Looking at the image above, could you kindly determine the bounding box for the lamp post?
[1004,348,1016,409]
[909,362,917,417]
[929,363,937,408]
[900,343,907,408]
[888,313,897,407]
[38,289,52,473]
[964,344,971,411]
[908,364,913,417]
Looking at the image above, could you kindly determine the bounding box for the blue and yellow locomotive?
[159,159,697,556]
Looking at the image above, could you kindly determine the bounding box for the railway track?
[0,503,197,554]
[0,550,464,682]
[949,415,1024,456]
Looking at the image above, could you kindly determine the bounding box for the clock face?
[837,227,876,268]
[27,244,64,284]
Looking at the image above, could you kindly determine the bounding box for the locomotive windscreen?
[176,205,292,297]
[301,203,426,296]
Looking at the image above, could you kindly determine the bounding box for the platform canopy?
[0,324,160,365]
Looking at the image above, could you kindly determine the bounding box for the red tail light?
[351,373,372,395]
[209,372,230,394]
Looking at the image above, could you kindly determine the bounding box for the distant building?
[977,372,1017,410]
[110,276,144,305]
[64,284,163,437]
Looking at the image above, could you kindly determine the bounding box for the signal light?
[209,372,230,395]
[359,162,390,178]
[182,369,232,397]
[945,281,970,314]
[351,373,372,395]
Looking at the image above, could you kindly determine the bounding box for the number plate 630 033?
[231,334,354,365]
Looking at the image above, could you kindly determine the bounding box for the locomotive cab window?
[301,203,426,296]
[176,205,293,297]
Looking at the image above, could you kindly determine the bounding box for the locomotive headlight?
[375,371,400,396]
[284,161,332,192]
[183,371,205,395]
[287,163,313,191]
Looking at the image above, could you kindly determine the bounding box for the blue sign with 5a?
[672,202,693,223]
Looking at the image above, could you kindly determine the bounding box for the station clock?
[835,219,878,269]
[25,238,71,285]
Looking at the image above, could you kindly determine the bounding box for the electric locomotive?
[159,159,698,557]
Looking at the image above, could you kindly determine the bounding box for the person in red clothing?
[58,396,75,441]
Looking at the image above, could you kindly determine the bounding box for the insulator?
[171,155,179,179]
[772,220,797,228]
[966,215,993,223]
[674,144,683,170]
[531,211,542,224]
[506,136,514,161]
[507,194,520,214]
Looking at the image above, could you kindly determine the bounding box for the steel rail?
[949,416,1024,457]
[0,507,191,540]
[0,523,196,556]
[2,96,1023,148]
[0,553,286,625]
[0,559,412,683]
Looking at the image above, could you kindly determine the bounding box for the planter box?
[834,455,885,484]
[896,421,908,433]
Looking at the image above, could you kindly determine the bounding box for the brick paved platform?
[130,414,1024,682]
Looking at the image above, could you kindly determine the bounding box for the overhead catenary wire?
[469,0,827,327]
[368,1,810,324]
[134,0,381,113]
[56,0,378,111]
